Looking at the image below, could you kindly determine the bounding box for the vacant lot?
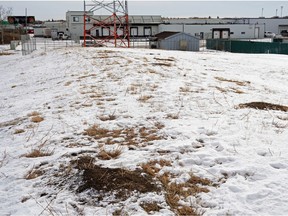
[0,46,288,215]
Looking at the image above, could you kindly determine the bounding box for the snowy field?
[0,44,288,216]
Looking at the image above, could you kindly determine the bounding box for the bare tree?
[0,5,13,44]
[0,6,13,20]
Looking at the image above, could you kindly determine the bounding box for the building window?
[241,32,246,34]
[230,32,234,34]
[73,16,79,22]
[144,27,152,36]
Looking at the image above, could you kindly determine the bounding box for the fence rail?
[37,38,80,51]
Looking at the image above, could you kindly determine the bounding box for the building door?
[179,40,188,51]
[254,27,259,38]
[213,28,230,39]
[213,31,220,39]
[95,29,99,37]
[222,30,229,39]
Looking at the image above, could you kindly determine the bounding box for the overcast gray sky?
[0,1,287,20]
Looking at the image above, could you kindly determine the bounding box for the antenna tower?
[83,0,130,48]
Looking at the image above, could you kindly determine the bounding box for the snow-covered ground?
[1,44,288,216]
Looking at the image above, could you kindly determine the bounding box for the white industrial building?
[66,11,161,39]
[159,23,264,39]
[28,11,288,42]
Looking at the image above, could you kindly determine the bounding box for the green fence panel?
[206,39,288,55]
[206,39,231,52]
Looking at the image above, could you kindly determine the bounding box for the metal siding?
[159,33,199,51]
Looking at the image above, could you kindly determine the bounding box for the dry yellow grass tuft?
[141,160,211,216]
[138,95,153,102]
[140,201,162,213]
[31,116,44,123]
[215,76,250,86]
[98,146,123,160]
[64,81,72,86]
[24,148,53,158]
[25,168,44,180]
[0,52,13,56]
[216,86,245,94]
[27,111,44,123]
[84,123,164,147]
[14,129,25,134]
[27,111,41,117]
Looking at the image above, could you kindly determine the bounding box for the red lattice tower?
[83,0,130,48]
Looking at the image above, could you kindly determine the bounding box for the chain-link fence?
[130,38,150,48]
[21,35,36,55]
[40,39,80,52]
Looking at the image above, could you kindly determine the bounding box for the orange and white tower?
[83,0,130,48]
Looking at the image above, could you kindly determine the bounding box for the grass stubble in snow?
[0,45,288,215]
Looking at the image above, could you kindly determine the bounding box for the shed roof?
[152,31,199,41]
[154,31,180,40]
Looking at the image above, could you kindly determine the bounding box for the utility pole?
[281,6,283,18]
[261,8,264,17]
[25,8,27,34]
[1,24,3,44]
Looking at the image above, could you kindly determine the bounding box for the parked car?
[264,31,276,38]
[280,30,288,37]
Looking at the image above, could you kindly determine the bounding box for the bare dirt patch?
[75,156,159,200]
[238,102,288,112]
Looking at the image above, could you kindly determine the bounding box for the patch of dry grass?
[98,114,117,121]
[154,57,175,62]
[140,201,162,213]
[166,113,180,119]
[24,148,53,158]
[141,159,172,177]
[14,129,25,134]
[138,95,153,102]
[74,156,159,202]
[25,168,44,180]
[0,117,27,128]
[179,86,191,93]
[64,81,72,86]
[215,76,250,86]
[141,160,212,216]
[31,116,44,123]
[152,62,172,67]
[84,124,164,147]
[216,86,245,94]
[27,111,44,123]
[98,146,123,160]
[0,52,13,56]
[27,111,41,117]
